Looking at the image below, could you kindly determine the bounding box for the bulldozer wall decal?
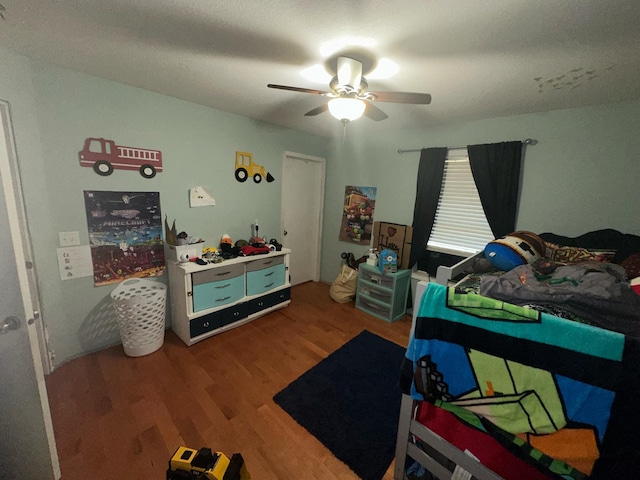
[234,151,274,183]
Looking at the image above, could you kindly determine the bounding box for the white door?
[281,151,325,285]
[0,102,60,479]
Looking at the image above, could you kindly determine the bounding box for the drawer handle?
[265,271,274,277]
[203,321,210,327]
[216,271,232,276]
[215,283,231,289]
[264,282,274,288]
[215,296,232,302]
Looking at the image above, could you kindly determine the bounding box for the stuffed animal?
[484,231,545,271]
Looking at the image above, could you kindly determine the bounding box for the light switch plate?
[59,231,80,246]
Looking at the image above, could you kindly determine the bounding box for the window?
[427,148,494,256]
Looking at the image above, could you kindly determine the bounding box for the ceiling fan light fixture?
[328,98,366,122]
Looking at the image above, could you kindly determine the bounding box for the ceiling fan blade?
[368,91,432,104]
[304,104,329,117]
[364,102,388,121]
[336,56,362,90]
[267,84,330,96]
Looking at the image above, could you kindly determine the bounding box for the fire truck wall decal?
[234,151,274,183]
[79,137,163,178]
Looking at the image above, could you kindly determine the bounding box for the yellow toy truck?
[166,446,250,480]
[235,151,274,183]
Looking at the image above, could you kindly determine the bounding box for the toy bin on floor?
[110,278,167,357]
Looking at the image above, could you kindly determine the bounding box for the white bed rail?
[435,252,484,286]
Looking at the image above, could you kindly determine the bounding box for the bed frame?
[394,230,640,480]
[434,251,483,286]
[394,274,506,480]
[394,393,505,480]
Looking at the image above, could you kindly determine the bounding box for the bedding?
[399,282,640,479]
[480,262,640,332]
[396,229,640,480]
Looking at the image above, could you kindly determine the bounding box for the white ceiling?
[1,0,640,138]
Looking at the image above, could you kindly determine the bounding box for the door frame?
[1,99,60,477]
[281,151,326,283]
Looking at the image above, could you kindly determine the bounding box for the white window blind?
[427,148,495,256]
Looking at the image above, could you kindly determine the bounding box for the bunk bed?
[394,229,640,480]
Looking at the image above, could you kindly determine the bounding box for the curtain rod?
[397,138,538,154]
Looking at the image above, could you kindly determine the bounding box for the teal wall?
[1,48,327,366]
[3,46,639,367]
[319,100,640,283]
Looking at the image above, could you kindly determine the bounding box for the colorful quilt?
[400,282,640,479]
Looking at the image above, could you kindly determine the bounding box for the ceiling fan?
[267,56,432,123]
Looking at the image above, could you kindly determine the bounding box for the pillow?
[484,231,545,271]
[546,243,617,264]
[621,253,640,279]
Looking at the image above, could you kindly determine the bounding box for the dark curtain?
[409,148,447,267]
[468,141,523,238]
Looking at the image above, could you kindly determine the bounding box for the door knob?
[1,316,21,335]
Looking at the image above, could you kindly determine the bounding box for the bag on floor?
[329,265,358,303]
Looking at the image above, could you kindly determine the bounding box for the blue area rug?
[273,330,406,480]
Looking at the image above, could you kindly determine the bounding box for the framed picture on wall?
[339,185,377,244]
[84,190,165,286]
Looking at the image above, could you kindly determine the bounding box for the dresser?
[355,263,411,322]
[168,249,291,346]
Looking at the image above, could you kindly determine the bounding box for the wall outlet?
[59,231,80,247]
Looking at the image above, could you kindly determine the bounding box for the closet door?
[281,151,325,285]
[0,102,60,478]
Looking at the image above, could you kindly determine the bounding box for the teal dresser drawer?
[246,263,286,296]
[192,270,245,312]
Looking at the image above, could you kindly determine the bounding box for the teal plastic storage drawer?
[192,264,245,312]
[246,263,286,296]
[355,263,411,322]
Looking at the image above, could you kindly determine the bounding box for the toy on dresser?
[379,248,398,274]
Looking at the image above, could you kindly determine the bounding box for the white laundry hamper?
[111,278,167,357]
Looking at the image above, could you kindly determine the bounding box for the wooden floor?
[46,281,412,480]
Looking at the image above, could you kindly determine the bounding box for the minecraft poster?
[339,186,377,244]
[84,191,165,286]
